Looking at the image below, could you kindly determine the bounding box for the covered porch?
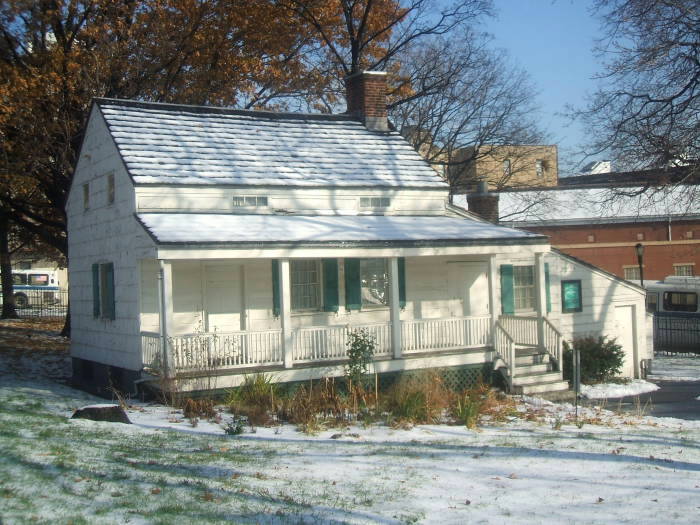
[136,213,563,392]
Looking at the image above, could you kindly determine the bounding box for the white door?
[447,262,489,317]
[614,305,638,378]
[204,263,242,333]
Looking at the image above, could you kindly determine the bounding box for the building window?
[663,291,698,312]
[561,280,582,313]
[636,232,644,241]
[83,183,89,211]
[503,159,511,177]
[361,258,388,307]
[360,197,391,209]
[674,264,695,276]
[107,173,115,205]
[587,234,595,242]
[535,159,544,178]
[291,259,321,311]
[513,265,535,311]
[233,195,268,208]
[686,231,694,239]
[92,262,115,320]
[623,266,641,281]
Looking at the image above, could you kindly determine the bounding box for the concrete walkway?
[616,379,700,420]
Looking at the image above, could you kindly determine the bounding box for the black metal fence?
[0,289,68,318]
[653,312,700,354]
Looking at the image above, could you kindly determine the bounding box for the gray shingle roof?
[96,99,447,189]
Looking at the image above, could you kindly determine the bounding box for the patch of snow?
[581,380,659,399]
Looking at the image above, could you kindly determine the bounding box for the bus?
[645,275,700,314]
[0,269,64,308]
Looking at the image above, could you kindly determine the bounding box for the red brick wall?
[521,219,700,280]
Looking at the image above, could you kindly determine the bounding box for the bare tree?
[576,0,700,174]
[389,35,546,196]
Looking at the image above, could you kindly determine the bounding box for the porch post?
[158,260,175,379]
[535,252,547,349]
[488,255,498,339]
[389,257,402,359]
[278,258,294,368]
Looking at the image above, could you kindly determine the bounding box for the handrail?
[493,321,516,392]
[542,317,563,369]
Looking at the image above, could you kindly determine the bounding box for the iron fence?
[653,312,700,354]
[0,289,68,318]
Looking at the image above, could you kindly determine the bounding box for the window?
[28,274,49,286]
[360,197,391,209]
[623,266,641,281]
[291,259,321,311]
[535,159,544,178]
[663,291,698,312]
[686,231,694,239]
[587,234,595,242]
[360,258,389,307]
[674,264,695,276]
[92,262,115,320]
[12,274,27,286]
[561,280,582,313]
[636,232,644,241]
[646,292,658,313]
[503,159,511,177]
[233,195,268,208]
[513,266,535,311]
[83,183,89,211]
[107,173,115,205]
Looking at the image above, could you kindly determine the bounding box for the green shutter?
[271,260,280,317]
[344,258,361,311]
[500,264,514,315]
[92,263,100,318]
[398,257,406,309]
[322,258,339,312]
[103,263,115,320]
[544,262,551,313]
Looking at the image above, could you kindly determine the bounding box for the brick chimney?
[345,71,389,132]
[467,181,500,223]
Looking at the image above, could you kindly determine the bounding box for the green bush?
[346,329,376,388]
[563,336,625,384]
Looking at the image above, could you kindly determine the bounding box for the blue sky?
[484,0,605,173]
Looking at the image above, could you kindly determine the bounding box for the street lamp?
[635,243,644,287]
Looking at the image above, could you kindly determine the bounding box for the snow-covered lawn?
[1,321,699,524]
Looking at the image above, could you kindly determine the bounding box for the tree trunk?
[0,212,18,319]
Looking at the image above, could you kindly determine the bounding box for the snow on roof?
[96,99,446,189]
[453,185,700,224]
[137,213,544,245]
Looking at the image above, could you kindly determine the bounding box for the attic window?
[360,197,391,209]
[536,159,544,177]
[233,196,268,208]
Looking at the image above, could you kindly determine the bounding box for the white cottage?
[66,72,647,397]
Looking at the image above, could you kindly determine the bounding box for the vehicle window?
[29,274,49,286]
[12,274,27,285]
[663,291,698,312]
[645,292,658,313]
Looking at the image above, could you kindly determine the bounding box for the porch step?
[515,363,553,375]
[512,371,563,386]
[514,380,570,396]
[515,349,551,366]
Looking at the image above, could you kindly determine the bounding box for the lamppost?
[635,243,644,287]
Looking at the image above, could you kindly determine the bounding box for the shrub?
[277,378,350,432]
[383,371,451,424]
[181,398,216,420]
[563,336,625,384]
[227,374,278,426]
[346,329,375,388]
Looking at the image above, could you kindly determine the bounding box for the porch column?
[535,252,547,349]
[389,257,402,359]
[278,258,294,368]
[488,255,498,339]
[158,260,175,379]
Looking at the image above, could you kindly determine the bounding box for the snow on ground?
[648,355,700,382]
[581,379,660,399]
[1,321,700,524]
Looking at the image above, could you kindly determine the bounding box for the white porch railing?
[499,315,538,346]
[493,321,516,392]
[168,330,283,371]
[293,322,392,363]
[401,316,491,354]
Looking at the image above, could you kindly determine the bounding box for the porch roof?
[137,213,547,247]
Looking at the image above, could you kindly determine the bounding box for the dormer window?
[360,197,391,209]
[233,196,268,208]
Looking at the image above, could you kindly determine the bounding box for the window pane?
[29,274,49,286]
[663,292,698,312]
[561,280,582,312]
[12,274,27,285]
[291,259,320,310]
[624,267,640,281]
[361,259,388,306]
[646,292,658,313]
[674,265,694,276]
[513,266,534,311]
[244,196,257,206]
[256,196,268,207]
